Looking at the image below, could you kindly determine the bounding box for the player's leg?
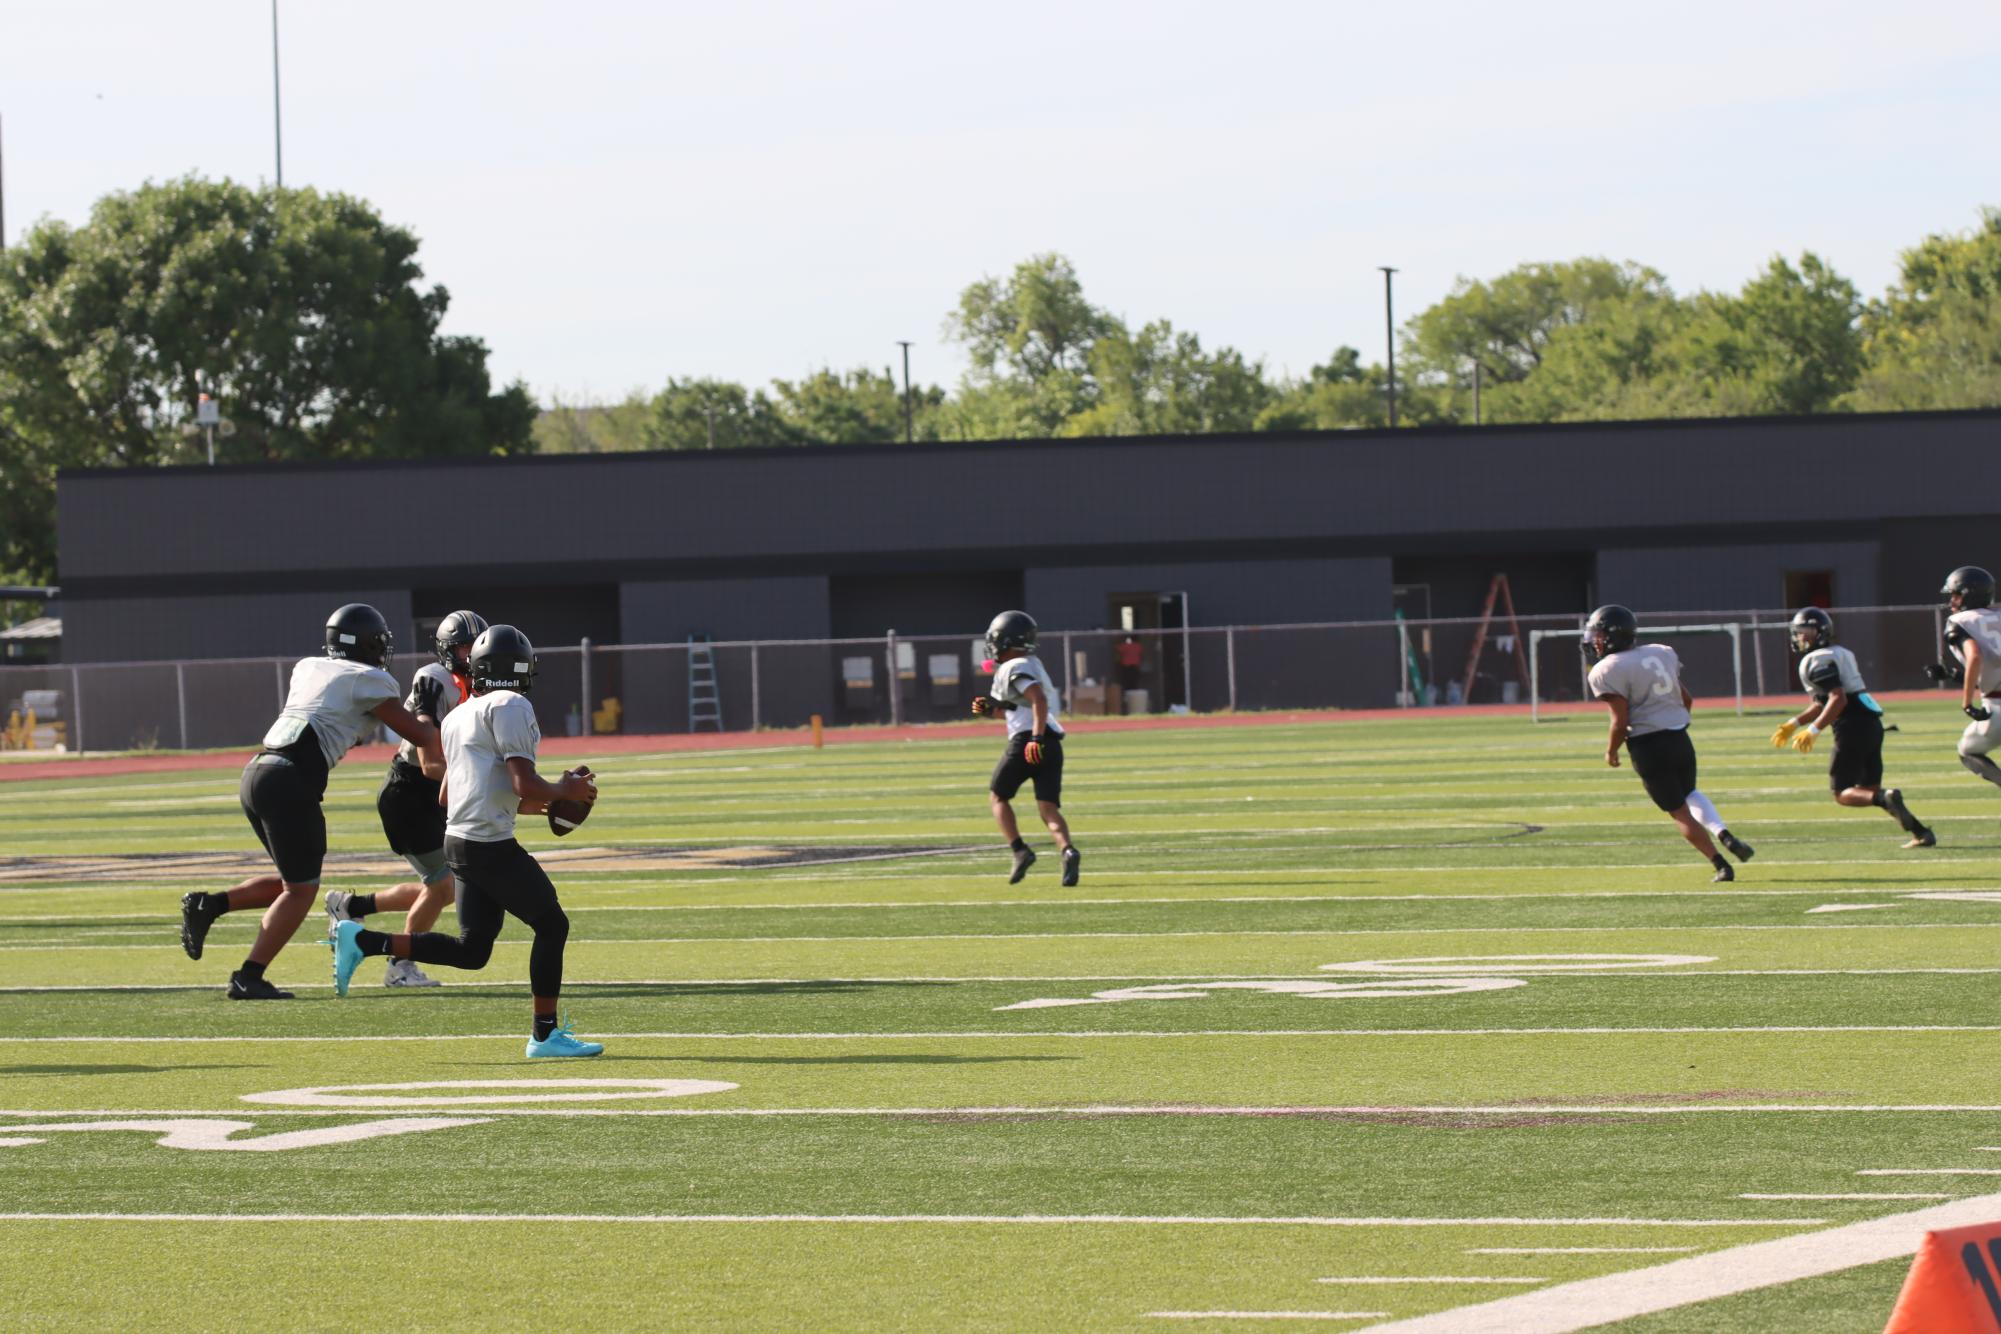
[1030,736,1079,885]
[180,760,293,960]
[457,840,598,1057]
[1959,715,2001,787]
[991,742,1036,883]
[1633,731,1737,880]
[1835,717,1934,847]
[210,757,325,996]
[336,870,501,996]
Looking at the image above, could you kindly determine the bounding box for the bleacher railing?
[0,604,1956,753]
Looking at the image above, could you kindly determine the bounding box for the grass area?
[0,704,1995,1329]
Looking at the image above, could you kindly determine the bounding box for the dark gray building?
[53,408,1999,736]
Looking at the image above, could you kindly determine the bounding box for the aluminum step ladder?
[688,633,724,732]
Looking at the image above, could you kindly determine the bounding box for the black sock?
[354,928,392,958]
[350,894,378,917]
[1871,790,1923,832]
[1711,852,1730,871]
[198,892,229,917]
[1010,838,1029,853]
[533,1013,558,1041]
[1063,846,1080,858]
[238,959,266,982]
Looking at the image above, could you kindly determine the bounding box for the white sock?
[1685,789,1727,836]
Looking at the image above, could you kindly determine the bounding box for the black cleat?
[180,892,219,960]
[1008,845,1037,885]
[1711,861,1735,883]
[1905,826,1937,849]
[1719,831,1755,863]
[227,972,294,1000]
[1060,848,1081,887]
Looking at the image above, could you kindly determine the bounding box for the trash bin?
[1123,688,1150,715]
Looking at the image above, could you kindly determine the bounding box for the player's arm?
[507,756,595,814]
[1598,694,1629,768]
[371,700,442,773]
[1963,638,1991,720]
[1023,682,1053,763]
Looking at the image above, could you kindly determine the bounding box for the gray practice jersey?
[395,662,468,771]
[442,690,541,842]
[1586,643,1691,736]
[262,656,400,768]
[991,655,1065,738]
[1798,645,1882,713]
[1948,608,2001,695]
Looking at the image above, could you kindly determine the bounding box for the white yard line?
[11,920,2001,951]
[1150,1313,1387,1322]
[1855,1167,2001,1176]
[1317,1278,1543,1285]
[0,1211,1818,1226]
[1740,1193,1953,1200]
[1,1102,1999,1118]
[1349,1191,2001,1333]
[4,1024,2001,1043]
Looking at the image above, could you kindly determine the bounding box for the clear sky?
[4,1,1998,402]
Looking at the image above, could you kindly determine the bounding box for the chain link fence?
[0,605,1958,753]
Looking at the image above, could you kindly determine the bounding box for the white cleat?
[383,958,440,988]
[324,889,361,932]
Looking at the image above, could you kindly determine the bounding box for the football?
[548,768,595,837]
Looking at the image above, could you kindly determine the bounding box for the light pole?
[1471,359,1482,425]
[895,341,913,443]
[1379,266,1398,428]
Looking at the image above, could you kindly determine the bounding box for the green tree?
[0,176,533,581]
[1063,321,1272,436]
[533,391,657,453]
[944,252,1117,435]
[770,367,947,443]
[1408,259,1674,388]
[648,377,797,450]
[1847,209,2001,411]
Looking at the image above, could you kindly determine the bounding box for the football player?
[1934,566,2001,792]
[177,604,441,999]
[1772,608,1934,848]
[331,624,604,1058]
[1585,605,1755,882]
[971,610,1080,886]
[325,610,487,987]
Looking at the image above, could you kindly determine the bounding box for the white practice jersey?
[443,690,541,843]
[395,662,469,771]
[1949,608,2001,695]
[263,656,400,768]
[1798,645,1881,713]
[991,655,1064,738]
[1586,643,1690,737]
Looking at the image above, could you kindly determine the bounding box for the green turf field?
[4,705,2001,1330]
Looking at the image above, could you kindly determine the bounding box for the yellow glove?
[1771,721,1799,749]
[1792,726,1819,754]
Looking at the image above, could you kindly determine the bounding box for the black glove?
[971,695,1015,718]
[1967,703,1992,722]
[1925,662,1965,685]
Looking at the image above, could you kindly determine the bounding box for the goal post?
[1528,622,1745,722]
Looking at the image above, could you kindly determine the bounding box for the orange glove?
[1024,735,1046,764]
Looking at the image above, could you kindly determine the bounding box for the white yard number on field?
[0,1118,488,1152]
[996,977,1524,1011]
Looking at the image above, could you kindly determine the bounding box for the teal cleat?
[526,1021,604,1059]
[330,919,365,998]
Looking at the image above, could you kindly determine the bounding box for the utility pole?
[895,340,913,443]
[271,0,284,186]
[1471,360,1483,425]
[1379,266,1398,428]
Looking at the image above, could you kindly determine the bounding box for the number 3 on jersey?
[1644,657,1676,698]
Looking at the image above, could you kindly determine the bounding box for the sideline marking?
[0,1118,487,1151]
[240,1079,737,1108]
[0,1212,1821,1227]
[1856,1167,2001,1176]
[1346,1190,2001,1333]
[1806,904,1893,914]
[1317,1277,1542,1285]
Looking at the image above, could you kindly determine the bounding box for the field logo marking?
[241,1078,739,1108]
[996,978,1524,1011]
[1318,954,1714,975]
[0,1118,488,1152]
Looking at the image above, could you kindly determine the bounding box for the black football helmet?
[434,610,489,673]
[468,625,538,694]
[1582,605,1638,661]
[1942,566,1996,610]
[985,610,1038,660]
[324,603,393,668]
[1789,607,1834,653]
